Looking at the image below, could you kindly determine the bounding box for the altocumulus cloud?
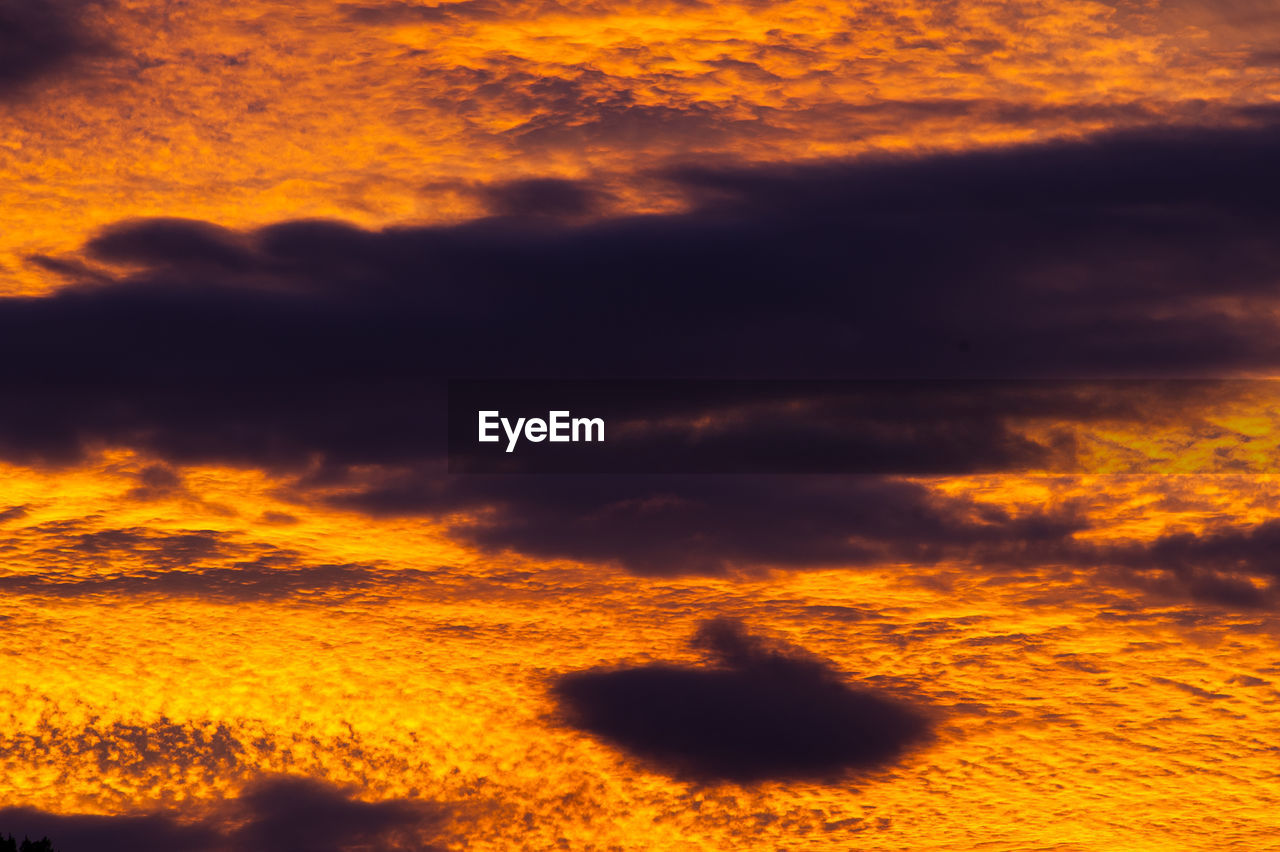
[0,521,431,602]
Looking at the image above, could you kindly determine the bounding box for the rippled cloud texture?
[2,0,1280,849]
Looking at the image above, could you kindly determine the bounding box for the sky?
[2,0,1280,849]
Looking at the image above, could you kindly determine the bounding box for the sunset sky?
[2,0,1280,849]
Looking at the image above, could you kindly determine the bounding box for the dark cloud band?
[3,119,1279,469]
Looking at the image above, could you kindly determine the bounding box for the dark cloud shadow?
[6,119,1280,469]
[553,619,933,783]
[5,119,1280,601]
[328,470,1084,575]
[339,0,501,24]
[1104,518,1280,608]
[0,811,221,852]
[225,776,448,852]
[123,464,186,501]
[476,177,613,220]
[0,775,449,852]
[0,505,30,523]
[0,1,110,97]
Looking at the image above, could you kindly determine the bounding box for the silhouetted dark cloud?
[226,776,447,852]
[553,619,932,782]
[86,218,251,272]
[2,119,1279,476]
[3,119,1279,470]
[4,120,1280,590]
[0,1,108,96]
[327,471,1083,575]
[1105,518,1280,608]
[0,776,449,852]
[0,810,221,852]
[324,465,1280,604]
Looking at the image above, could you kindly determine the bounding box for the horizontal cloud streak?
[3,121,1280,469]
[0,776,450,852]
[326,471,1084,575]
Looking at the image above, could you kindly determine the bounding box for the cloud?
[123,464,186,501]
[0,561,412,602]
[0,810,221,852]
[444,379,1262,475]
[4,120,1280,586]
[0,505,30,523]
[553,619,932,782]
[51,527,230,568]
[0,718,252,809]
[0,775,449,852]
[339,0,502,24]
[0,523,427,601]
[225,776,448,852]
[476,177,612,219]
[6,119,1280,469]
[1104,518,1280,608]
[326,471,1083,575]
[506,99,780,154]
[86,219,252,273]
[0,1,109,97]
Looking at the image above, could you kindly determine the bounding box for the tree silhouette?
[0,834,57,852]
